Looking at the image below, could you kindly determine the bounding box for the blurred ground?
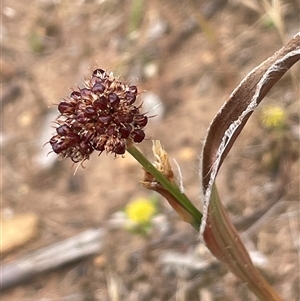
[1,0,300,300]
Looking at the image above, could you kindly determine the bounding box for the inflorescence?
[50,69,148,163]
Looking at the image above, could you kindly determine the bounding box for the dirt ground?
[1,0,300,300]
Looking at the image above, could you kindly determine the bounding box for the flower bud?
[49,69,148,163]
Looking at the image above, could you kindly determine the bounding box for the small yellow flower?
[125,198,156,224]
[261,106,287,129]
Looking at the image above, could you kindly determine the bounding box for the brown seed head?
[49,69,148,163]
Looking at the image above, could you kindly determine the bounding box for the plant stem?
[206,183,284,301]
[127,145,202,230]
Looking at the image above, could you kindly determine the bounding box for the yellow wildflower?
[261,106,287,129]
[125,198,156,224]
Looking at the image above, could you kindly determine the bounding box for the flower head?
[49,69,148,163]
[261,105,287,130]
[125,198,156,224]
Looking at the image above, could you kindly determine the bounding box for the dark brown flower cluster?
[50,68,148,163]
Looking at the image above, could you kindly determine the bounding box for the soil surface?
[2,0,299,300]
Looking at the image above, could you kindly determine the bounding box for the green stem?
[127,145,202,230]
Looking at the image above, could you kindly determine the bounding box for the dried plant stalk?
[200,32,300,301]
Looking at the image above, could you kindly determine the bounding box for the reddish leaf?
[201,32,300,225]
[199,33,300,301]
